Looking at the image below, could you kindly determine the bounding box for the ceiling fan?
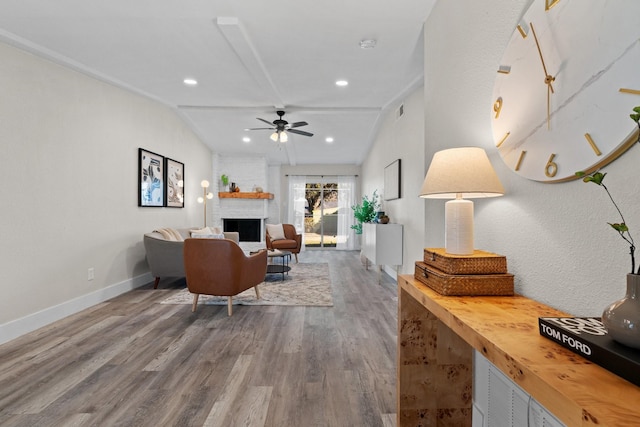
[245,110,313,142]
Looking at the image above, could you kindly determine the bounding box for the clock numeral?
[517,24,528,39]
[496,132,510,148]
[493,98,503,119]
[545,0,560,11]
[545,153,558,178]
[515,150,526,171]
[620,88,640,95]
[497,65,511,74]
[584,133,602,156]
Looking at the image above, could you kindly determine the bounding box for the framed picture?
[138,148,165,207]
[384,159,401,201]
[165,157,184,208]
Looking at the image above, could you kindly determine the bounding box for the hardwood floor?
[0,250,399,427]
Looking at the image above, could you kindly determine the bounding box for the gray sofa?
[144,227,240,288]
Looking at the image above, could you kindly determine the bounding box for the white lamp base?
[445,198,474,255]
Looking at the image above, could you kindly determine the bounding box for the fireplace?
[223,218,262,242]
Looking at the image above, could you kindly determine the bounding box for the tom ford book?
[538,317,640,387]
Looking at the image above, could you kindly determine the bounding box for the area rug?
[160,262,333,307]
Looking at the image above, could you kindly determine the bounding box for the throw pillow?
[267,223,286,241]
[190,227,212,237]
[154,228,184,241]
[191,233,225,239]
[190,227,225,239]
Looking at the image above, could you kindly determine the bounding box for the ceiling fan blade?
[288,121,308,128]
[257,118,274,126]
[244,127,275,131]
[288,129,314,137]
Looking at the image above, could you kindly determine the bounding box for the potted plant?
[576,106,640,349]
[221,174,229,192]
[351,190,380,234]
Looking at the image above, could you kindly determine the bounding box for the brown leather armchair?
[266,223,302,262]
[183,238,267,316]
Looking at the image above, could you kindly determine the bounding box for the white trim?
[0,273,153,345]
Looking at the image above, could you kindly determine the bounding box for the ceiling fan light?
[270,132,279,142]
[280,132,288,143]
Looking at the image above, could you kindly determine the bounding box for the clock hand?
[530,22,555,129]
[530,22,555,92]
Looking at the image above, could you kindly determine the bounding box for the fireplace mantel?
[218,192,273,200]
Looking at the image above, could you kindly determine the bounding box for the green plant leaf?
[609,222,629,232]
[581,171,605,185]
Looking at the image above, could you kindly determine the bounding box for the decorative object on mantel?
[379,214,389,224]
[197,180,214,227]
[576,106,640,349]
[254,186,263,193]
[220,174,229,192]
[414,248,514,296]
[230,182,237,192]
[351,190,380,234]
[420,147,505,255]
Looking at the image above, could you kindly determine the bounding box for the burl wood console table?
[397,274,640,426]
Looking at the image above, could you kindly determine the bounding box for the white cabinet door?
[362,223,403,266]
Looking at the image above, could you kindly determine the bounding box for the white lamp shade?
[201,180,210,188]
[420,147,504,199]
[420,147,504,255]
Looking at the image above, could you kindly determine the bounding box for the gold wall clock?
[491,0,640,182]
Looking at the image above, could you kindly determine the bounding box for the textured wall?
[423,0,640,316]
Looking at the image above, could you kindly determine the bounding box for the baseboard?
[0,272,153,345]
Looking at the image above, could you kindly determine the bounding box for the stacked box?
[414,248,514,296]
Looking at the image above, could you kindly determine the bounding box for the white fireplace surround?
[218,198,269,244]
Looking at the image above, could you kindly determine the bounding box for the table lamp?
[420,147,504,255]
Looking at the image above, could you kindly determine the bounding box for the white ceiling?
[0,0,435,165]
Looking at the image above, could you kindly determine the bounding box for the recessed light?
[335,80,348,87]
[242,137,251,143]
[183,78,198,86]
[325,137,334,143]
[359,39,377,49]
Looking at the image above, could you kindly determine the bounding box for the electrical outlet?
[88,268,94,281]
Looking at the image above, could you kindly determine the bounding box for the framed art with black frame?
[138,148,165,207]
[165,157,184,208]
[384,159,401,201]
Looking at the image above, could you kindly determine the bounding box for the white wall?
[360,88,425,275]
[0,41,212,343]
[423,0,640,316]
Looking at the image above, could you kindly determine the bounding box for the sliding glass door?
[288,175,356,250]
[304,182,338,248]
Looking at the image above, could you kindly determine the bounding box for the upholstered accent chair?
[265,223,302,262]
[183,238,267,316]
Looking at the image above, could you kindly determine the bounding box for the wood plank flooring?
[0,250,398,427]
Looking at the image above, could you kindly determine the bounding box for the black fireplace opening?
[223,219,261,242]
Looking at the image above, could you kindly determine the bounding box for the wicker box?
[423,248,507,275]
[414,262,514,296]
